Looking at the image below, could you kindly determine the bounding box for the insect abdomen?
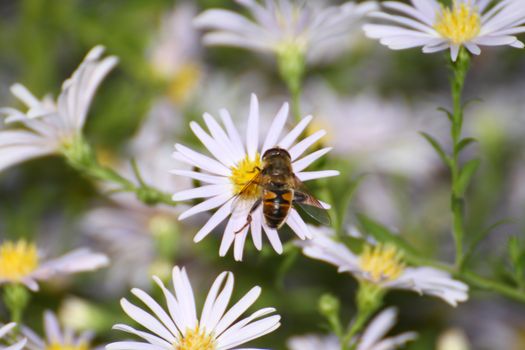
[263,189,293,229]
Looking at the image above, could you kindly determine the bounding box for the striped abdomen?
[262,188,293,229]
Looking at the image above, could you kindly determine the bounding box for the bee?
[233,147,330,233]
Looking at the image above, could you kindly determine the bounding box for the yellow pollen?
[46,342,89,350]
[359,244,405,283]
[230,154,262,199]
[175,327,216,350]
[167,63,201,104]
[0,240,39,281]
[434,2,481,45]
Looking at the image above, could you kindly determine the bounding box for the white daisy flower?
[0,323,26,350]
[288,308,416,350]
[0,46,118,172]
[194,0,378,64]
[0,240,109,291]
[107,266,281,350]
[22,311,93,350]
[171,94,339,261]
[298,226,469,306]
[363,0,525,61]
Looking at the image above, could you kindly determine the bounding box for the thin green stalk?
[342,309,374,350]
[64,136,176,207]
[449,48,470,269]
[341,282,384,350]
[291,85,302,122]
[3,284,30,325]
[276,45,305,122]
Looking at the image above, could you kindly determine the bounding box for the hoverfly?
[233,147,330,233]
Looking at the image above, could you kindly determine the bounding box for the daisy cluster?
[0,0,524,350]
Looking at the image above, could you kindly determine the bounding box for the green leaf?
[419,132,450,167]
[463,219,512,267]
[455,137,478,154]
[508,237,525,288]
[356,213,419,256]
[454,158,480,196]
[437,107,453,122]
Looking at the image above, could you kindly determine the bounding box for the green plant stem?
[449,48,470,270]
[64,137,175,207]
[342,309,374,350]
[291,85,302,122]
[3,284,31,325]
[341,282,383,350]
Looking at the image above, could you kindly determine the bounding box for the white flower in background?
[363,0,525,61]
[302,81,440,178]
[107,266,280,350]
[0,323,26,350]
[22,311,92,350]
[148,3,203,105]
[298,226,469,306]
[288,308,416,350]
[0,240,109,291]
[194,0,377,63]
[0,46,117,171]
[171,94,338,261]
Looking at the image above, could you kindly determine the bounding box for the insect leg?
[234,198,262,234]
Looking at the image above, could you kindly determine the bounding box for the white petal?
[172,267,198,332]
[106,341,166,350]
[246,94,260,160]
[119,299,176,343]
[178,193,231,220]
[292,147,332,173]
[214,286,262,336]
[296,170,339,182]
[130,288,180,339]
[172,184,229,201]
[288,130,326,160]
[44,311,63,344]
[262,225,283,254]
[261,102,289,153]
[194,201,232,242]
[278,115,313,149]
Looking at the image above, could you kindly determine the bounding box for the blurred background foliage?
[1,0,525,349]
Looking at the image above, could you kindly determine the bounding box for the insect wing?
[293,176,331,226]
[230,170,263,213]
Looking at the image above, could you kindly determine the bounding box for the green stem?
[276,45,305,123]
[3,284,31,325]
[342,309,374,350]
[341,282,383,350]
[291,85,302,123]
[64,136,176,207]
[449,48,470,270]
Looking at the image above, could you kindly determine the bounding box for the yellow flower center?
[0,240,39,281]
[167,63,201,105]
[230,154,262,200]
[175,327,216,350]
[434,2,481,45]
[46,342,89,350]
[359,244,405,283]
